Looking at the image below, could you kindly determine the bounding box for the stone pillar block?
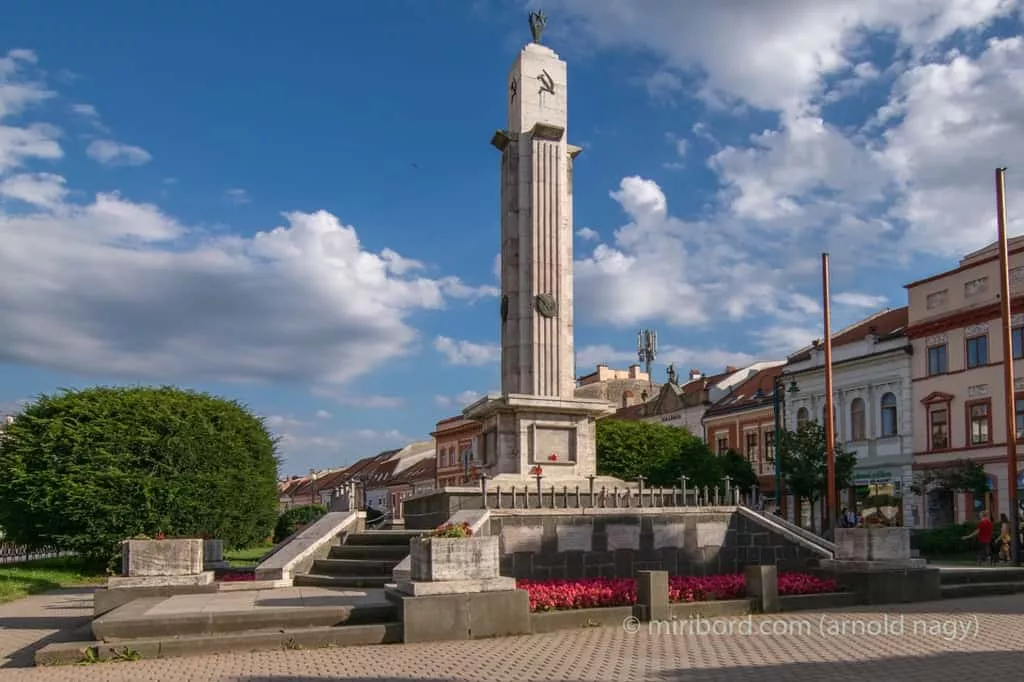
[636,570,669,622]
[745,565,779,614]
[409,536,500,582]
[121,539,203,577]
[202,539,224,564]
[835,528,911,561]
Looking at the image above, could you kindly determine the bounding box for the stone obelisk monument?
[464,12,619,483]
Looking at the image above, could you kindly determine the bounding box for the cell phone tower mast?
[637,329,657,387]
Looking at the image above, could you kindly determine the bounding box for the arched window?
[796,407,809,427]
[881,392,898,437]
[850,398,866,441]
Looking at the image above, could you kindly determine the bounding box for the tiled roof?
[703,365,784,418]
[389,457,436,486]
[786,307,908,364]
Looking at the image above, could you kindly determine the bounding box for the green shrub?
[274,504,327,543]
[0,386,280,570]
[910,522,977,555]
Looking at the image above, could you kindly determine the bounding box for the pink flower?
[516,572,838,612]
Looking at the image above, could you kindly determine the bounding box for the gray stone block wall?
[489,511,819,580]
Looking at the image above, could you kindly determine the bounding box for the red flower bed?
[517,572,838,611]
[218,571,255,582]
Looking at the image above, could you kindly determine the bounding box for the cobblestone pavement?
[1,592,1022,681]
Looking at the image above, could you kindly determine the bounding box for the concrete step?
[36,623,403,666]
[345,531,423,546]
[310,558,398,576]
[329,544,408,560]
[294,574,392,589]
[941,581,1024,599]
[938,567,1024,585]
[92,597,397,641]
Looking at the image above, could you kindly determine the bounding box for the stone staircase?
[293,529,424,588]
[939,565,1024,599]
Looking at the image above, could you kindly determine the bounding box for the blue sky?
[2,0,1023,475]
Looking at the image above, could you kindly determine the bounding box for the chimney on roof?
[689,368,702,380]
[866,325,879,344]
[725,365,738,373]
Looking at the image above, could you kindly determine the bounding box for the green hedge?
[910,522,977,555]
[273,504,327,543]
[0,386,280,571]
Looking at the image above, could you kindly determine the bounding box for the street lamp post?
[773,376,800,518]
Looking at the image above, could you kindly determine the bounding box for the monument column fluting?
[466,13,621,484]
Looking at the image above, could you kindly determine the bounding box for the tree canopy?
[778,420,857,505]
[595,419,756,492]
[0,386,280,569]
[910,459,989,500]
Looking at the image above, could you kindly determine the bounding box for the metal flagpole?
[995,167,1020,565]
[822,253,837,534]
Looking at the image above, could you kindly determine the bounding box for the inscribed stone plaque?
[606,524,641,551]
[653,522,687,550]
[695,522,728,548]
[533,426,576,463]
[501,525,542,553]
[556,525,592,552]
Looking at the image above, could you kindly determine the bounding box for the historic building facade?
[432,415,482,487]
[701,363,785,496]
[574,363,658,408]
[781,307,915,526]
[906,236,1024,525]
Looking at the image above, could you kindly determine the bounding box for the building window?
[1014,327,1024,360]
[796,407,809,427]
[716,435,728,454]
[966,335,988,369]
[850,398,866,441]
[929,407,949,450]
[968,401,991,445]
[745,432,758,460]
[1017,397,1024,437]
[880,392,898,437]
[765,430,775,461]
[927,344,948,375]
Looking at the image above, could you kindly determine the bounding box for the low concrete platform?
[36,623,403,666]
[92,585,395,641]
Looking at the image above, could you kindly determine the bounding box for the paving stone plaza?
[0,587,1020,681]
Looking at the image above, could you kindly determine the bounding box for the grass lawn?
[0,557,106,604]
[224,545,272,567]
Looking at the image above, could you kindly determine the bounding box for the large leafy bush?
[273,504,327,543]
[0,386,280,569]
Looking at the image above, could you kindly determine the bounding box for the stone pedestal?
[122,538,204,576]
[821,528,935,604]
[464,393,620,484]
[400,535,514,596]
[112,538,213,589]
[393,533,529,642]
[835,527,912,562]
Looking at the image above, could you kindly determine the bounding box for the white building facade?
[781,308,917,526]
